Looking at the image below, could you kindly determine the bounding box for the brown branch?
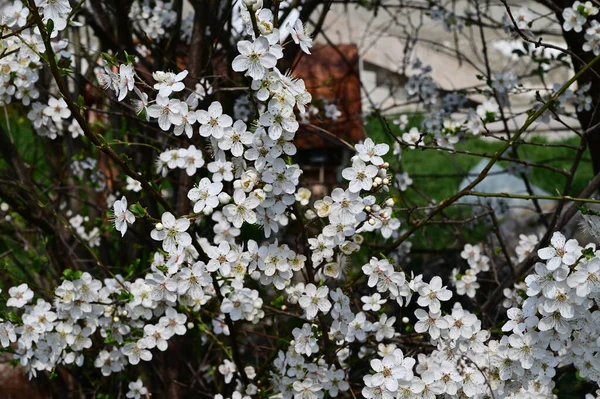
[27,0,172,213]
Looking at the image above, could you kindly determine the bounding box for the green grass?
[0,106,54,185]
[366,115,593,201]
[365,115,595,250]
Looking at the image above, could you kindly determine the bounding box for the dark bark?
[544,0,600,173]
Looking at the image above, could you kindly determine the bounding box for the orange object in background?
[292,44,364,194]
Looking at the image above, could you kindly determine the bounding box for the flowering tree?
[1,0,600,398]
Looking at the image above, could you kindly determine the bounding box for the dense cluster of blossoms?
[269,231,600,399]
[563,1,598,33]
[1,0,600,398]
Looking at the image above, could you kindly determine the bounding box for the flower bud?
[251,189,266,202]
[386,198,395,207]
[250,270,261,281]
[241,170,258,192]
[155,222,164,231]
[218,192,231,204]
[368,218,375,225]
[243,0,263,10]
[258,20,273,35]
[402,317,409,324]
[382,162,390,169]
[375,177,383,185]
[365,205,371,212]
[0,203,8,212]
[263,183,273,193]
[113,316,120,323]
[382,178,389,185]
[233,180,242,189]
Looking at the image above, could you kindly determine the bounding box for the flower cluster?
[129,0,178,41]
[563,1,598,33]
[2,0,600,398]
[449,243,488,298]
[156,145,205,177]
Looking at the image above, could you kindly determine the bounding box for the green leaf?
[61,268,82,281]
[582,247,595,260]
[101,52,117,65]
[61,268,74,280]
[77,94,86,110]
[129,202,146,218]
[46,19,54,35]
[7,312,19,323]
[156,264,168,273]
[59,68,74,76]
[270,296,284,308]
[124,51,135,65]
[578,205,600,216]
[118,291,134,302]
